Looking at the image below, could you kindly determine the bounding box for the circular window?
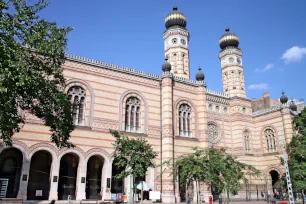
[172,38,177,44]
[208,124,221,144]
[181,39,186,45]
[228,57,234,63]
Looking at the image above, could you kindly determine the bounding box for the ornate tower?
[218,28,246,98]
[163,6,190,79]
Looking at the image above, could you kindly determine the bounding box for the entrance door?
[86,156,103,199]
[58,153,79,200]
[27,150,52,200]
[0,148,23,198]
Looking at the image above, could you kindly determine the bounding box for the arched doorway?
[0,148,23,198]
[58,153,79,200]
[111,158,124,194]
[270,170,280,186]
[86,156,104,199]
[27,150,52,200]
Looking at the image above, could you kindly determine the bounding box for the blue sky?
[39,0,306,101]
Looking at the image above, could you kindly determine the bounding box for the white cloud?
[281,46,306,63]
[255,63,274,72]
[248,83,269,90]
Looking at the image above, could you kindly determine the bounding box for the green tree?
[212,148,259,203]
[0,0,74,148]
[283,108,306,197]
[173,148,209,204]
[164,147,259,204]
[111,130,158,204]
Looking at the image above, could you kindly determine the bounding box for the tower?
[163,6,190,79]
[219,28,246,98]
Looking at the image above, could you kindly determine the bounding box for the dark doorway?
[27,150,52,200]
[58,153,79,200]
[179,183,186,202]
[86,156,103,199]
[111,158,124,194]
[270,170,280,186]
[0,148,23,198]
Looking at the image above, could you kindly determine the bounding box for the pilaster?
[76,161,86,200]
[17,158,31,200]
[161,73,176,203]
[48,158,60,200]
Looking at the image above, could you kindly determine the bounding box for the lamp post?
[279,91,298,204]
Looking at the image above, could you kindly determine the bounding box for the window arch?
[244,130,251,152]
[125,97,141,133]
[208,123,220,144]
[264,128,277,152]
[68,86,86,125]
[179,104,192,137]
[173,53,177,71]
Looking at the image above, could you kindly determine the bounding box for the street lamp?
[280,91,298,204]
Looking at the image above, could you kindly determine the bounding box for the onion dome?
[162,57,171,72]
[280,91,288,104]
[219,28,239,50]
[196,66,205,81]
[165,6,187,29]
[289,101,297,112]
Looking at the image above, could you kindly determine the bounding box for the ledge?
[263,152,280,156]
[120,131,148,137]
[174,136,199,141]
[75,125,92,130]
[245,153,254,156]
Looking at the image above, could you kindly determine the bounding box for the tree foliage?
[164,147,260,203]
[0,0,74,148]
[283,107,306,193]
[111,130,158,180]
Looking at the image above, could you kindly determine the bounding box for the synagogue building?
[0,6,304,203]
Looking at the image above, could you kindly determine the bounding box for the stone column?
[101,159,112,201]
[48,158,60,200]
[197,84,208,147]
[161,72,176,203]
[76,160,86,200]
[17,157,31,200]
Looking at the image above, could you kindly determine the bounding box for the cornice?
[252,101,304,117]
[66,54,207,88]
[163,27,189,39]
[66,54,161,81]
[206,89,231,99]
[218,48,242,59]
[206,94,230,105]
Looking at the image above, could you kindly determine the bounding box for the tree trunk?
[197,180,201,204]
[227,189,230,204]
[141,180,144,204]
[130,174,134,204]
[302,190,305,204]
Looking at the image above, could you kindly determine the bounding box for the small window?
[125,97,141,133]
[208,104,213,111]
[216,106,219,112]
[264,128,276,152]
[67,86,86,125]
[179,104,192,137]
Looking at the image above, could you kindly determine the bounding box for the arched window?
[182,53,185,72]
[125,97,141,132]
[208,123,220,144]
[179,104,191,137]
[68,86,86,125]
[173,53,177,71]
[244,130,251,152]
[264,128,276,152]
